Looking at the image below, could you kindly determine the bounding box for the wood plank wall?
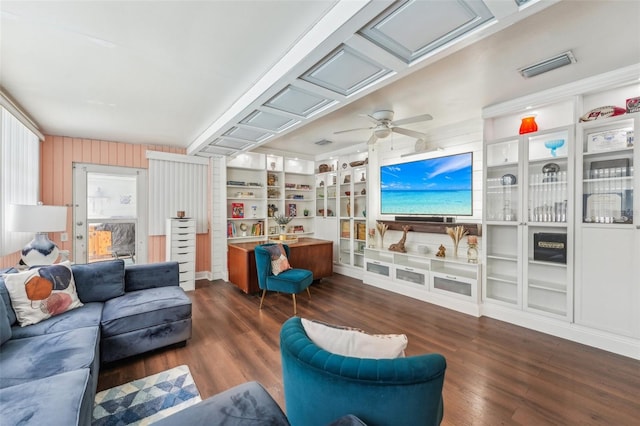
[1,135,211,272]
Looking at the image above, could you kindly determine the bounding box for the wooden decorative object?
[436,244,446,257]
[388,225,411,253]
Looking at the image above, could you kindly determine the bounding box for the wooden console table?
[227,238,333,294]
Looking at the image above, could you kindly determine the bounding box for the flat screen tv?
[380,152,473,216]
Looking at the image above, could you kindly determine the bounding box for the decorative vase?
[467,243,478,263]
[519,115,538,134]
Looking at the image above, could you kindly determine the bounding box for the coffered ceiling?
[1,1,639,159]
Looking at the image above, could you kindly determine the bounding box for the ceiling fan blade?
[391,113,433,126]
[334,126,373,135]
[367,133,378,145]
[392,127,426,139]
[357,113,381,125]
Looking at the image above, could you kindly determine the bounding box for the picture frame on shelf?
[288,203,297,217]
[587,128,632,153]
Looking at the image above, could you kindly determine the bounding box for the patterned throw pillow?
[265,245,292,276]
[2,261,83,327]
[301,318,408,359]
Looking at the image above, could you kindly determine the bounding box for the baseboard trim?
[481,303,640,360]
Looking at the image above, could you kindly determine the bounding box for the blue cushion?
[152,381,290,426]
[101,286,191,338]
[101,318,192,364]
[0,369,91,426]
[72,259,125,302]
[266,268,313,293]
[124,261,179,292]
[10,302,103,339]
[0,296,11,345]
[0,326,100,389]
[0,276,17,325]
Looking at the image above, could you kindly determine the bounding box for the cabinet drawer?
[170,234,196,244]
[178,269,195,282]
[177,261,195,273]
[172,241,195,250]
[171,252,195,263]
[395,266,428,286]
[171,232,196,241]
[431,273,474,298]
[171,224,196,234]
[365,260,391,277]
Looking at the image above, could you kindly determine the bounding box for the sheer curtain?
[0,107,40,256]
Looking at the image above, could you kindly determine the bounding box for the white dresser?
[166,218,196,291]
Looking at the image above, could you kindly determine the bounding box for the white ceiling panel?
[301,45,392,96]
[223,126,272,143]
[264,86,335,118]
[240,110,299,133]
[359,0,494,64]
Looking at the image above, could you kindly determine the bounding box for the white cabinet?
[338,163,368,270]
[575,113,639,338]
[226,153,315,241]
[281,157,315,237]
[483,126,574,320]
[166,218,196,291]
[226,152,267,241]
[363,248,482,316]
[481,68,640,359]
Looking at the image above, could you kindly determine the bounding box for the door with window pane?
[73,164,147,264]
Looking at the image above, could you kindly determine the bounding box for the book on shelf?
[227,221,237,238]
[232,203,244,218]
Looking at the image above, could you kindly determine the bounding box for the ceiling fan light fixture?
[374,127,392,138]
[518,50,576,78]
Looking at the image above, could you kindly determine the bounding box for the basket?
[318,164,330,173]
[349,160,366,167]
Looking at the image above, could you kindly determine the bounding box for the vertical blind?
[0,107,40,255]
[147,151,209,235]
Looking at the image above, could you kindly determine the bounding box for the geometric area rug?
[92,365,201,426]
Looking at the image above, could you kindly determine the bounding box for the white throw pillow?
[2,261,83,327]
[301,318,407,359]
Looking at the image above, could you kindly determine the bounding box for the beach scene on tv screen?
[380,152,473,215]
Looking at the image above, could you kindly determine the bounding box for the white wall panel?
[147,151,208,235]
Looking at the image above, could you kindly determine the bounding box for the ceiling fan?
[334,110,432,145]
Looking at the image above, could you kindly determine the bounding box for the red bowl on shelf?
[345,191,351,196]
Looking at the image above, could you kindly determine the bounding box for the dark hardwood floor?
[98,274,640,425]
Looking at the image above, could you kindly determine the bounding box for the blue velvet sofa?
[280,317,447,426]
[0,259,192,426]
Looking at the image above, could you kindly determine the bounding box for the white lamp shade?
[8,204,68,232]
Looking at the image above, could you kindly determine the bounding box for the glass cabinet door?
[526,129,570,223]
[485,139,520,222]
[580,119,634,225]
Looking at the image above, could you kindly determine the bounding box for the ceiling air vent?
[314,139,333,146]
[518,51,576,78]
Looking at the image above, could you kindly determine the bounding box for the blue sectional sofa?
[0,259,192,426]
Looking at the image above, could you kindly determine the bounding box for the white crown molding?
[0,91,45,140]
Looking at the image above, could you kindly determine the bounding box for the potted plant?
[273,213,293,238]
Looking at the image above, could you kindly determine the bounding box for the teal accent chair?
[254,244,313,315]
[280,317,447,426]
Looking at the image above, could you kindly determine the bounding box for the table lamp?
[8,203,68,267]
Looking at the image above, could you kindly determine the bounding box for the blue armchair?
[254,244,313,315]
[280,317,446,426]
